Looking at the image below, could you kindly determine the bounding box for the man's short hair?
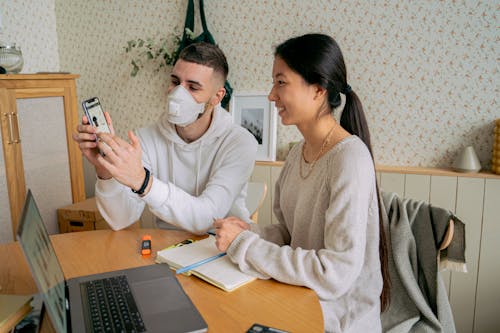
[178,42,228,84]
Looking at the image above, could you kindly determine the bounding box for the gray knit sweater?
[227,136,383,333]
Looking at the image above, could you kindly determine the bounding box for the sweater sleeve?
[96,127,257,233]
[95,177,145,230]
[143,132,257,234]
[227,145,377,301]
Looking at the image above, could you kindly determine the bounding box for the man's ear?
[210,86,226,106]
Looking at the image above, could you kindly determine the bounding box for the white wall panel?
[250,165,272,226]
[404,174,431,202]
[474,179,500,333]
[380,172,405,197]
[451,178,485,333]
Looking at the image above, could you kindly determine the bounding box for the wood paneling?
[380,172,405,197]
[404,174,431,202]
[451,178,485,333]
[474,179,500,333]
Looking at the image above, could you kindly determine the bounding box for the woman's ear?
[313,84,327,100]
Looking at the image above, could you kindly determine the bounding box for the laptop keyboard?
[81,275,146,333]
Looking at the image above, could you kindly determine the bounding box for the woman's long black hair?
[275,33,390,311]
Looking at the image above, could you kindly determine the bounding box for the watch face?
[142,240,151,250]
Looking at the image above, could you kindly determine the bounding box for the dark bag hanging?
[176,0,233,109]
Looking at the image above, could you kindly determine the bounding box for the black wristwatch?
[132,167,150,195]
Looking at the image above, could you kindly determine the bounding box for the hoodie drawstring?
[168,142,175,186]
[195,141,202,196]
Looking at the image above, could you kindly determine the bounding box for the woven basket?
[493,119,500,175]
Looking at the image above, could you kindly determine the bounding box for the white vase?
[453,146,482,173]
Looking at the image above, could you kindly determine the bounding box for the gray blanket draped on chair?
[380,191,466,333]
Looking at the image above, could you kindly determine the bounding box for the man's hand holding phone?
[73,101,115,179]
[73,97,151,195]
[81,97,112,155]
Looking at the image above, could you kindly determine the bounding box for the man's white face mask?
[166,85,208,127]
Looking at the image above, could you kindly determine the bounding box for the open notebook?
[0,294,33,331]
[156,235,256,292]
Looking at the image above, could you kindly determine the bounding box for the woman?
[214,33,389,333]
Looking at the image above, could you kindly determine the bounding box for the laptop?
[17,189,208,333]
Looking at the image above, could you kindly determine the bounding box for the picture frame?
[230,92,277,161]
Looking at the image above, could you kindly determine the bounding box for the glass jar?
[0,43,24,73]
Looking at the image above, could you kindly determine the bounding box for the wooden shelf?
[0,73,79,80]
[255,161,500,179]
[375,165,500,179]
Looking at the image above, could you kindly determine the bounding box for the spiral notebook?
[156,235,256,292]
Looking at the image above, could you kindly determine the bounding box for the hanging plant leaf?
[124,32,187,77]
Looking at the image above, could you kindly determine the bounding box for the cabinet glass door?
[17,97,73,235]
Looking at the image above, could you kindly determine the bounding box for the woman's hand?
[213,217,250,252]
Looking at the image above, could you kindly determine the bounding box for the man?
[73,42,257,234]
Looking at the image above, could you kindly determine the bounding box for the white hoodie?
[95,105,258,234]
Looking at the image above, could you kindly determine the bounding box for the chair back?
[245,182,267,223]
[381,191,460,332]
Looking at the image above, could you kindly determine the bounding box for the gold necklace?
[299,125,335,179]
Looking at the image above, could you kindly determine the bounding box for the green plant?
[124,28,195,77]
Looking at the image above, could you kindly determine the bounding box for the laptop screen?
[17,190,67,333]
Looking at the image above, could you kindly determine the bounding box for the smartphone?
[81,97,111,134]
[246,323,289,333]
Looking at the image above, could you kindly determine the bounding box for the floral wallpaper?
[8,0,500,170]
[0,0,60,72]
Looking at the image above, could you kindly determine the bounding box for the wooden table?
[0,229,323,332]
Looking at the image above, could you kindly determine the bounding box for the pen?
[162,239,194,250]
[176,252,227,274]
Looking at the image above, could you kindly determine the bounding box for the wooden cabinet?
[252,162,500,333]
[0,74,85,243]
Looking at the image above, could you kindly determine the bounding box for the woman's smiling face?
[268,56,322,126]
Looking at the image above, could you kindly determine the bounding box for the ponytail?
[339,89,391,312]
[340,90,371,154]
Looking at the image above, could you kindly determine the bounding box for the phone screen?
[83,98,111,134]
